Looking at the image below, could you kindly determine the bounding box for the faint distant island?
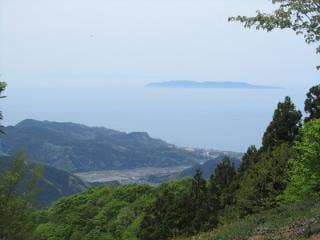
[146,80,283,89]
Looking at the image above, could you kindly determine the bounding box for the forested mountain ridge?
[0,119,215,172]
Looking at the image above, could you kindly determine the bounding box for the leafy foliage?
[0,153,41,240]
[138,170,222,240]
[139,159,237,240]
[229,0,320,68]
[283,119,320,201]
[34,184,155,240]
[138,179,192,240]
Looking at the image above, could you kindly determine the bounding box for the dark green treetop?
[190,169,207,199]
[211,157,237,190]
[239,145,259,174]
[262,96,302,150]
[188,169,211,233]
[209,157,237,208]
[305,84,320,122]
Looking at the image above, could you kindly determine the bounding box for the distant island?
[146,80,283,89]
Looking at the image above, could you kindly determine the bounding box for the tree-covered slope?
[33,179,194,240]
[0,155,88,207]
[0,119,213,172]
[34,184,156,240]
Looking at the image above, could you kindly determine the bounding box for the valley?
[75,165,191,184]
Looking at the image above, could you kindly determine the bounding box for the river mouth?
[75,165,191,185]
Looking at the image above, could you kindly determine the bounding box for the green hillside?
[32,182,189,240]
[0,119,214,172]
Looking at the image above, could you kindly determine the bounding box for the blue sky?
[0,0,319,151]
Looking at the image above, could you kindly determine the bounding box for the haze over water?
[1,0,319,152]
[1,77,312,152]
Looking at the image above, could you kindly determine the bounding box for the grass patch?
[176,198,320,240]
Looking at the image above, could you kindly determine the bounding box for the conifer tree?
[188,169,210,233]
[262,96,302,150]
[207,176,220,226]
[305,85,320,122]
[190,169,207,201]
[236,144,295,216]
[138,188,173,240]
[239,145,259,174]
[209,157,237,208]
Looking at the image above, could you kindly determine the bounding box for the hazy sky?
[1,0,319,151]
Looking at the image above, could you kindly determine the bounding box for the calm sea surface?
[4,81,309,152]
